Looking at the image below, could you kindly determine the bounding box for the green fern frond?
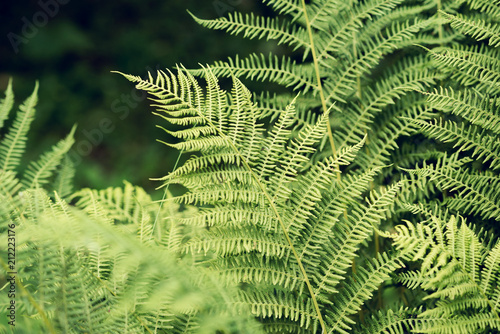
[355,306,419,334]
[334,57,439,150]
[0,78,14,129]
[188,11,309,51]
[52,155,75,199]
[0,82,38,172]
[465,0,500,19]
[116,65,423,333]
[408,117,500,170]
[325,251,414,334]
[428,45,500,94]
[324,19,434,104]
[0,169,21,199]
[392,214,500,333]
[71,180,155,226]
[21,125,75,189]
[191,54,317,93]
[422,87,500,134]
[404,154,500,220]
[440,10,500,47]
[313,182,403,299]
[5,189,262,334]
[354,96,429,171]
[314,0,408,55]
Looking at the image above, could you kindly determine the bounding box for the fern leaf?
[423,87,500,134]
[356,306,419,334]
[325,252,412,334]
[465,0,500,19]
[441,10,500,47]
[52,155,75,199]
[0,78,14,130]
[0,82,38,172]
[71,180,155,225]
[21,125,75,189]
[404,153,500,220]
[409,117,500,170]
[188,11,309,50]
[191,54,317,92]
[392,215,500,333]
[428,45,500,95]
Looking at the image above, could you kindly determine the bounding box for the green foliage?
[116,67,416,333]
[392,211,500,333]
[1,0,500,333]
[0,80,75,197]
[0,82,261,333]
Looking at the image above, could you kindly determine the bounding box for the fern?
[1,189,260,333]
[0,81,76,195]
[401,2,500,230]
[392,213,500,333]
[115,66,419,333]
[2,0,500,333]
[0,82,39,172]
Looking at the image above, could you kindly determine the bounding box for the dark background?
[0,0,269,195]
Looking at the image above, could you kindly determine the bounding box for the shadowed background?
[0,0,271,195]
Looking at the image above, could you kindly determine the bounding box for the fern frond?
[356,306,419,334]
[423,87,500,134]
[465,0,500,19]
[191,54,317,93]
[0,82,38,172]
[441,10,500,47]
[117,65,417,333]
[392,215,500,333]
[325,251,413,334]
[298,167,382,271]
[314,182,404,300]
[262,0,303,18]
[404,154,500,220]
[9,189,262,333]
[0,78,14,129]
[21,125,75,189]
[354,95,429,171]
[71,180,155,226]
[188,11,309,50]
[314,0,407,55]
[0,169,21,198]
[52,155,75,199]
[334,57,439,150]
[409,117,500,170]
[428,45,500,94]
[324,18,434,104]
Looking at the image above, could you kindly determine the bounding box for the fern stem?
[300,0,340,184]
[436,0,443,41]
[150,150,183,242]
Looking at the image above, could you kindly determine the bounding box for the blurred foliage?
[0,0,270,195]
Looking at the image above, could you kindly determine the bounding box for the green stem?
[301,0,340,185]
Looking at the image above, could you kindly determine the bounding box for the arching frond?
[116,65,413,333]
[188,11,309,50]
